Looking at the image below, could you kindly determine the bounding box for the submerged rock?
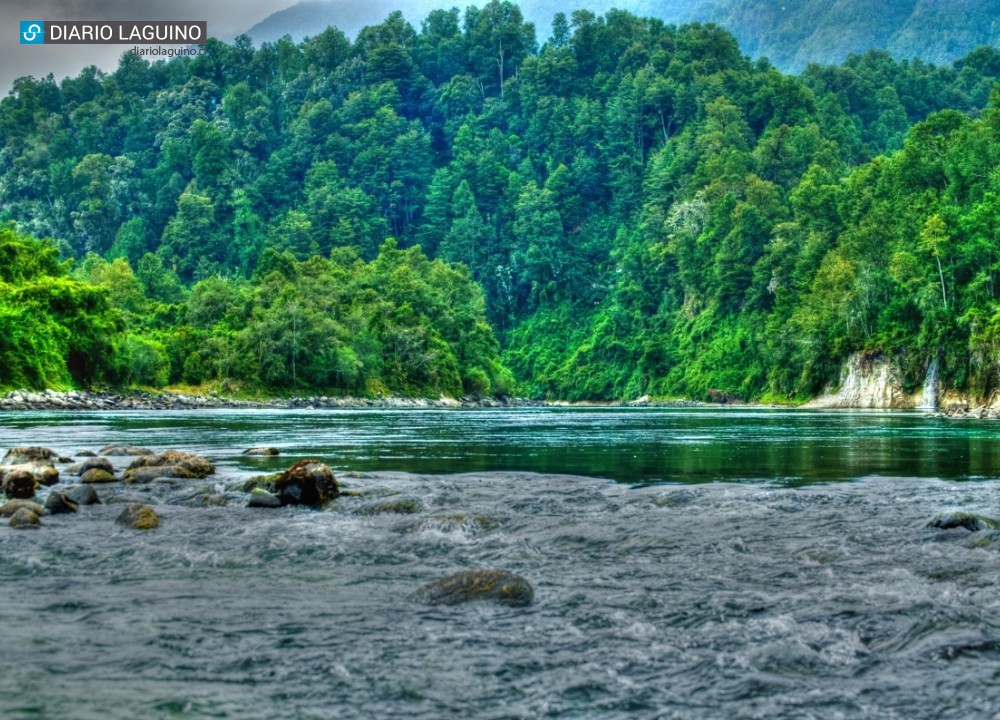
[0,499,45,517]
[241,473,280,494]
[9,507,41,529]
[80,468,116,484]
[64,485,101,505]
[124,450,213,482]
[1,447,58,465]
[357,497,423,516]
[274,460,338,506]
[928,511,1000,532]
[100,444,154,456]
[248,488,282,508]
[115,503,159,529]
[76,450,97,457]
[45,491,79,514]
[3,469,36,499]
[410,569,534,608]
[243,447,280,456]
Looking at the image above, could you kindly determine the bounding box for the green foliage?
[4,6,1000,400]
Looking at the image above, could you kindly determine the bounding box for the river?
[1,407,999,718]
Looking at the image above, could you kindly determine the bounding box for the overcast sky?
[0,0,299,93]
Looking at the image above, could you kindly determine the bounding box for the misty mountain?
[244,0,1000,72]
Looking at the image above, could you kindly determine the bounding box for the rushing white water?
[1,408,1000,719]
[919,356,940,410]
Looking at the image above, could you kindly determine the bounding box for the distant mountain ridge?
[244,0,1000,72]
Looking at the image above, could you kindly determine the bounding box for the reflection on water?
[2,407,999,484]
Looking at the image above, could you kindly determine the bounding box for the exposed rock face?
[805,352,915,409]
[410,569,534,607]
[274,460,338,506]
[99,444,153,456]
[115,503,159,529]
[3,469,36,499]
[9,506,41,529]
[1,447,58,465]
[123,450,214,482]
[243,447,280,456]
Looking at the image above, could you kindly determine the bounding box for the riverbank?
[0,389,542,412]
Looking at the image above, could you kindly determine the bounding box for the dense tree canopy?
[3,2,1000,400]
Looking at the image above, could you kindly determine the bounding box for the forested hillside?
[3,2,1000,400]
[246,0,1000,73]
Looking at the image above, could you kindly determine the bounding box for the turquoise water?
[1,408,999,719]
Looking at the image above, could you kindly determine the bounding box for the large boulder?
[274,460,338,506]
[64,485,101,506]
[0,462,59,487]
[124,450,213,482]
[410,569,534,608]
[2,447,57,465]
[3,470,36,499]
[99,444,153,456]
[115,503,159,529]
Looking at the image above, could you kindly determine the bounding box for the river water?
[1,407,999,719]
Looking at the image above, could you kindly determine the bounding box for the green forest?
[3,2,1000,401]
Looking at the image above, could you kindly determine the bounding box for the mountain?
[244,0,1000,72]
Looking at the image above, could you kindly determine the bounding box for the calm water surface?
[1,408,999,719]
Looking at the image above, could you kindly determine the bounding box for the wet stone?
[928,511,1000,532]
[248,489,282,508]
[79,457,114,475]
[243,447,281,456]
[115,503,159,530]
[45,491,79,514]
[64,485,101,505]
[0,499,45,517]
[410,569,534,608]
[3,470,36,499]
[81,468,116,484]
[9,507,41,529]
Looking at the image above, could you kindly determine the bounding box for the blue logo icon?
[20,21,44,44]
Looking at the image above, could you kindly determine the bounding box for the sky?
[0,0,299,93]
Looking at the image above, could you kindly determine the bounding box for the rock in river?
[123,450,214,482]
[0,499,45,517]
[3,469,36,499]
[115,503,159,529]
[275,460,338,506]
[248,488,282,508]
[243,447,280,456]
[0,462,59,487]
[410,569,534,607]
[99,444,153,456]
[45,491,78,514]
[1,447,58,465]
[78,457,114,475]
[9,507,41,529]
[928,511,1000,532]
[81,468,116,484]
[64,485,101,506]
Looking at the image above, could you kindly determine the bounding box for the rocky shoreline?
[0,389,542,412]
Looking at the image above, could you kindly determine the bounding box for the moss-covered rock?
[274,460,338,506]
[78,457,114,475]
[241,473,280,493]
[3,469,36,499]
[410,569,534,607]
[1,446,58,465]
[9,506,41,529]
[99,444,153,456]
[928,511,1000,532]
[115,503,159,529]
[0,499,45,517]
[81,468,116,484]
[124,450,213,480]
[0,463,58,487]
